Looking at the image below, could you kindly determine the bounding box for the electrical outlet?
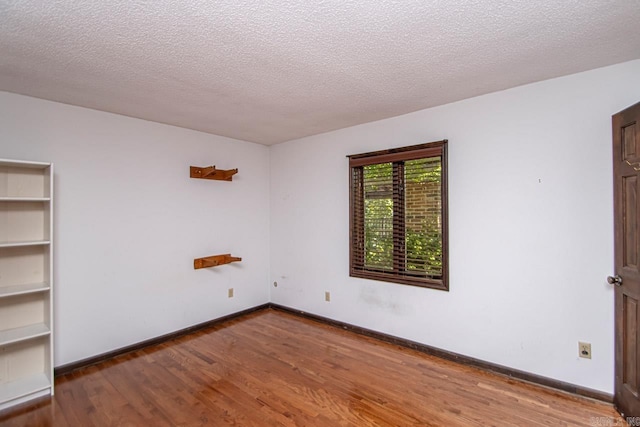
[228,288,234,298]
[325,291,330,302]
[579,342,591,359]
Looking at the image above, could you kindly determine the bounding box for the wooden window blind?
[348,140,448,290]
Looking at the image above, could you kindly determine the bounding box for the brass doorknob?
[607,275,623,286]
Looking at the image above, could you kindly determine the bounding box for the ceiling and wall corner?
[0,0,639,145]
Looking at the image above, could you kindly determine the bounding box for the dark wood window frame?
[348,140,449,291]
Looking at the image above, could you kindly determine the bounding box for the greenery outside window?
[348,140,448,290]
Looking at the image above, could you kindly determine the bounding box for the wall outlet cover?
[579,342,591,359]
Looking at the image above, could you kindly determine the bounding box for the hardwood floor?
[0,309,623,426]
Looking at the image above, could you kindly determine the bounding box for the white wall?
[0,92,271,366]
[270,59,640,393]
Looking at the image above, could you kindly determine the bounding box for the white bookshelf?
[0,159,53,411]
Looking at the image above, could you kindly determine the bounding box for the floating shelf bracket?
[194,254,242,269]
[190,165,238,181]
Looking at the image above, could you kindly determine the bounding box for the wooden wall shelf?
[194,254,242,269]
[190,165,238,181]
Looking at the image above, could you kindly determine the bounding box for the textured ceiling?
[0,1,639,145]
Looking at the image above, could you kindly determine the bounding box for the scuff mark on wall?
[359,286,412,316]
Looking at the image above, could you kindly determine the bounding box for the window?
[348,140,448,290]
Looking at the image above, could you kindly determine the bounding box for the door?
[614,101,640,417]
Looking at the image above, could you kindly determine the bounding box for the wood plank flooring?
[0,309,623,426]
